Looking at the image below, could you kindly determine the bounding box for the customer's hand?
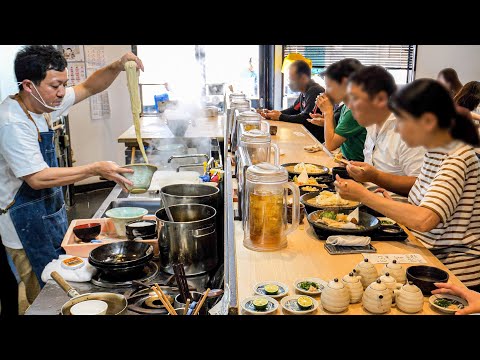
[374,188,393,200]
[334,175,369,202]
[118,52,144,72]
[316,94,334,114]
[346,161,377,183]
[432,282,480,315]
[92,161,134,192]
[265,110,281,121]
[308,113,325,126]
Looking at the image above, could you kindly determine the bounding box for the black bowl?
[73,223,101,242]
[300,191,359,214]
[313,174,335,185]
[331,166,352,180]
[308,209,380,236]
[89,241,154,268]
[126,220,157,240]
[406,265,449,295]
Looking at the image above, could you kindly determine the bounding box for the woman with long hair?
[335,79,480,291]
[454,81,480,122]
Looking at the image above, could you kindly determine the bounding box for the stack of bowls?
[88,241,154,280]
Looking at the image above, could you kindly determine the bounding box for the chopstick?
[183,299,191,315]
[193,288,210,315]
[130,147,136,165]
[151,284,177,315]
[334,157,366,172]
[179,264,191,300]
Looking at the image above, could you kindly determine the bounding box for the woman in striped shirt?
[335,79,480,290]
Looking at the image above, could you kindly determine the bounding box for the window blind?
[283,45,415,71]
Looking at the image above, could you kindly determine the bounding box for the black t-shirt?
[279,79,325,142]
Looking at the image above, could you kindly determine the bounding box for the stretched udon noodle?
[125,61,148,164]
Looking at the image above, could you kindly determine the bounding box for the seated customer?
[345,66,426,196]
[335,79,480,289]
[264,60,325,141]
[311,58,366,161]
[454,81,480,121]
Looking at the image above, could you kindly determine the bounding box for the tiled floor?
[16,187,113,315]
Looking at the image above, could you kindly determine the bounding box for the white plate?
[429,294,468,314]
[241,296,279,315]
[378,217,397,226]
[294,278,328,295]
[253,281,289,299]
[281,295,318,315]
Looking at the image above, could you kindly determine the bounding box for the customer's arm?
[73,52,144,104]
[315,94,345,150]
[334,176,440,232]
[347,162,416,196]
[278,88,320,124]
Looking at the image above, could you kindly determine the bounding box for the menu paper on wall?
[86,69,111,120]
[361,253,427,264]
[66,62,86,86]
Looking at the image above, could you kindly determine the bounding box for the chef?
[0,45,143,304]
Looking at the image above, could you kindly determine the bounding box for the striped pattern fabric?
[408,141,480,287]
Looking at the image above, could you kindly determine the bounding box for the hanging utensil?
[160,189,175,222]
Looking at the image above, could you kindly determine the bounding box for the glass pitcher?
[228,99,251,144]
[239,128,279,165]
[244,163,300,251]
[231,110,262,153]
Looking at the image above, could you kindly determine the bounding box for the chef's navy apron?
[7,94,67,287]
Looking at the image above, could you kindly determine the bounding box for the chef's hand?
[346,161,377,183]
[432,282,480,315]
[334,174,369,202]
[93,161,134,192]
[265,110,281,121]
[315,94,334,114]
[118,52,144,72]
[308,113,325,126]
[374,188,393,200]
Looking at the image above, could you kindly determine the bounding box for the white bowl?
[70,300,108,315]
[105,207,148,237]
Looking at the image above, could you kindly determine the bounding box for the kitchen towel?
[41,255,97,283]
[326,235,371,246]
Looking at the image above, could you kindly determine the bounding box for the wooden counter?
[233,120,465,315]
[117,114,225,144]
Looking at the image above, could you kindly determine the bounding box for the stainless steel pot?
[155,204,217,276]
[160,184,220,209]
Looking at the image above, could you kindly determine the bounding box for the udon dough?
[125,61,148,164]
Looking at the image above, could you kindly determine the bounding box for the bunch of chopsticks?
[173,263,190,304]
[150,284,211,316]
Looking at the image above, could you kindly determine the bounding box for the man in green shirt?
[310,59,366,161]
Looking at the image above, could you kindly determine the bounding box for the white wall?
[0,45,24,100]
[415,45,480,82]
[68,45,132,185]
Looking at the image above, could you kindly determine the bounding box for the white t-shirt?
[363,113,425,177]
[0,87,76,249]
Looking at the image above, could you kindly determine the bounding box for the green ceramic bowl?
[121,164,158,194]
[105,207,148,237]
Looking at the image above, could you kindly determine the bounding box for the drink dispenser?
[239,129,279,165]
[244,163,300,251]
